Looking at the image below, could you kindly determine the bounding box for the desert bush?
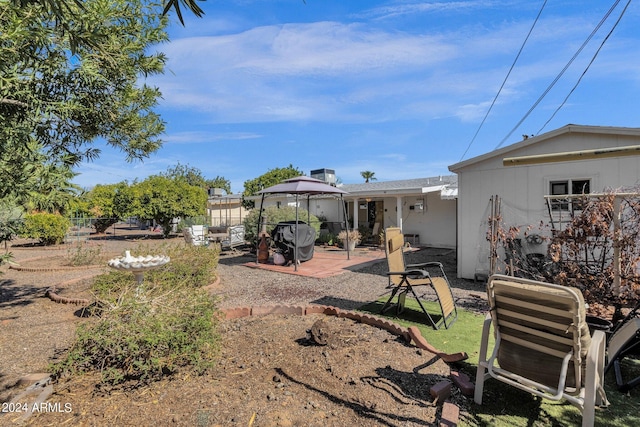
[64,243,103,266]
[51,244,221,386]
[20,212,70,245]
[243,205,320,243]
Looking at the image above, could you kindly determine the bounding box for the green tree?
[27,159,82,215]
[134,175,207,238]
[19,0,205,26]
[0,0,168,191]
[0,199,23,268]
[242,165,303,209]
[360,171,377,183]
[0,137,81,215]
[85,182,136,233]
[163,163,207,187]
[164,163,231,195]
[205,177,232,195]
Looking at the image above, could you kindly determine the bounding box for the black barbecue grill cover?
[271,221,315,263]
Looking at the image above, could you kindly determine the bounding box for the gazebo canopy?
[258,176,348,196]
[256,175,350,270]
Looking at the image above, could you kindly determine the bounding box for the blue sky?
[72,0,640,193]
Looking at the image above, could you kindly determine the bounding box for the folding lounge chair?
[475,274,609,427]
[380,227,457,330]
[605,316,640,393]
[221,225,246,252]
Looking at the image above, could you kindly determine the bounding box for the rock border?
[220,304,475,426]
[10,264,102,272]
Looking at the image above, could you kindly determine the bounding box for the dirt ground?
[0,230,472,426]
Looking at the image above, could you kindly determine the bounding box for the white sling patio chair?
[475,274,608,427]
[184,225,209,246]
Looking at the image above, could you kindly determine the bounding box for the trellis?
[486,192,640,307]
[544,192,640,299]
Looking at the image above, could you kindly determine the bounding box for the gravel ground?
[2,231,490,426]
[213,245,489,314]
[0,231,488,391]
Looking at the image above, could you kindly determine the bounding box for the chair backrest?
[185,225,207,246]
[228,225,245,245]
[222,225,245,249]
[191,225,206,238]
[384,227,406,287]
[488,274,591,392]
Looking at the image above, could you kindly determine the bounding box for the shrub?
[243,205,320,243]
[51,244,221,386]
[317,232,336,246]
[20,212,70,245]
[64,243,103,266]
[337,229,362,246]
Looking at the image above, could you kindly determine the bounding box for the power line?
[459,0,548,161]
[537,0,632,134]
[494,0,622,150]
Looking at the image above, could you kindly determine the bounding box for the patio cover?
[257,176,350,270]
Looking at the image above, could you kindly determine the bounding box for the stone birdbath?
[107,250,170,294]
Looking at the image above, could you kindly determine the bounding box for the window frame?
[548,178,592,212]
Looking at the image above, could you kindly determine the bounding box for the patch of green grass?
[358,297,640,427]
[358,298,488,365]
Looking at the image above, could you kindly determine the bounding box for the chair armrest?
[407,261,444,269]
[386,269,429,278]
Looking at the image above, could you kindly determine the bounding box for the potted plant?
[337,229,361,251]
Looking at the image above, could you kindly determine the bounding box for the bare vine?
[489,192,640,318]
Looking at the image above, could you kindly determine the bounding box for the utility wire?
[494,0,622,150]
[459,0,548,162]
[537,0,632,134]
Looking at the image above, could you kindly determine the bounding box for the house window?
[549,179,591,211]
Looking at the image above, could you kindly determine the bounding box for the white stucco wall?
[397,193,457,248]
[452,128,640,279]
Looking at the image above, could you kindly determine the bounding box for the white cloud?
[163,131,262,144]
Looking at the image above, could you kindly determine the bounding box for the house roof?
[448,124,640,172]
[244,175,458,201]
[339,175,457,198]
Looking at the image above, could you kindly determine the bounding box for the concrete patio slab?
[242,248,387,278]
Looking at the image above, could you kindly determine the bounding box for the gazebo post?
[341,194,350,260]
[256,193,266,265]
[294,194,299,271]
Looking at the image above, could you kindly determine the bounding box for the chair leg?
[583,330,608,427]
[381,286,402,314]
[474,314,492,405]
[406,284,439,329]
